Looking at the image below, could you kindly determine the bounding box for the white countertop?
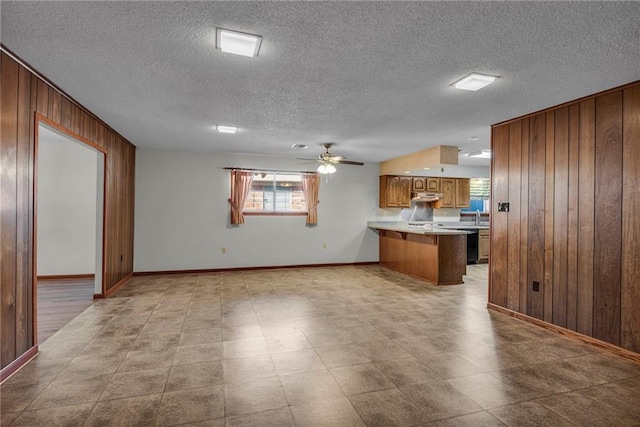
[367,221,475,236]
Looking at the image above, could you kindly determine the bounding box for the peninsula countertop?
[367,221,476,235]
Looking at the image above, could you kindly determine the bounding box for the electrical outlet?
[498,202,510,212]
[221,247,227,254]
[322,243,327,249]
[532,281,540,292]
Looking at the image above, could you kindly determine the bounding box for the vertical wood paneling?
[492,81,640,355]
[1,53,19,367]
[593,92,623,345]
[507,121,522,311]
[543,111,555,323]
[0,51,136,371]
[552,107,569,327]
[566,104,580,331]
[621,85,640,352]
[490,124,509,307]
[577,98,595,336]
[527,113,545,320]
[519,119,530,313]
[15,64,32,355]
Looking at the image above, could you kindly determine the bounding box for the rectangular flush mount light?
[216,28,262,57]
[467,150,492,159]
[452,73,498,91]
[216,126,238,134]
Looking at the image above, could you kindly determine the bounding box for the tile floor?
[1,264,639,426]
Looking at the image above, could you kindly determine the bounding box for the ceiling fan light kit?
[317,163,337,174]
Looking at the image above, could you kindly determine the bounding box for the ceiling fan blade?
[297,158,321,161]
[336,159,364,166]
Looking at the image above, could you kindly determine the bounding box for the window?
[244,172,307,214]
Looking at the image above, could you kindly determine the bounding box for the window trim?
[242,170,308,215]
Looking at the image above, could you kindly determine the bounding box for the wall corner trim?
[94,273,133,299]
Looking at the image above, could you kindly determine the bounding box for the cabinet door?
[412,177,426,192]
[439,178,456,208]
[426,177,440,192]
[380,176,411,208]
[455,179,470,208]
[479,230,490,261]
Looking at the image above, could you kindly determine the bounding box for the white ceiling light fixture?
[216,28,262,57]
[452,73,499,91]
[467,150,492,159]
[317,162,336,174]
[216,125,238,134]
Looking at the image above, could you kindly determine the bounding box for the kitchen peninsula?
[368,222,471,285]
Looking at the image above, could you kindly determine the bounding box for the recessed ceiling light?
[216,28,262,57]
[423,167,430,170]
[291,144,309,149]
[467,150,491,159]
[452,73,499,91]
[216,125,238,134]
[404,171,411,174]
[468,136,479,141]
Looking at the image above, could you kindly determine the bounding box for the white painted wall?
[134,148,380,272]
[37,126,98,276]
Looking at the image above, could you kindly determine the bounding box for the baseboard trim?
[38,274,95,281]
[93,272,133,299]
[487,303,640,364]
[1,345,38,384]
[133,261,380,277]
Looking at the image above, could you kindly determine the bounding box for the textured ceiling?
[2,1,639,166]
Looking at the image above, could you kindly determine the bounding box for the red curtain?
[302,173,320,225]
[229,171,254,225]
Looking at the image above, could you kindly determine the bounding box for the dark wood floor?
[37,278,95,344]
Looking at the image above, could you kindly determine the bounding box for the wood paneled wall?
[490,81,640,354]
[1,50,136,371]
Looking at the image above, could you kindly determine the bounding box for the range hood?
[412,192,443,202]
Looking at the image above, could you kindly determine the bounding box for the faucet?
[475,209,481,226]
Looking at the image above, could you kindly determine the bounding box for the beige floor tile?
[223,355,277,383]
[27,373,113,410]
[280,369,344,405]
[290,396,365,427]
[576,382,640,420]
[375,357,441,387]
[271,348,326,375]
[536,391,638,426]
[348,388,428,427]
[86,394,162,426]
[226,407,295,427]
[178,328,223,346]
[330,363,396,396]
[173,342,224,365]
[264,332,312,353]
[156,386,224,426]
[117,347,176,372]
[224,377,288,417]
[223,337,269,359]
[401,379,483,420]
[165,361,223,391]
[315,344,372,368]
[99,367,170,400]
[489,401,575,427]
[425,410,505,426]
[11,403,93,427]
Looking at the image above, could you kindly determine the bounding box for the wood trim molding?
[93,272,132,299]
[38,274,95,281]
[487,303,640,364]
[133,262,380,277]
[0,346,38,384]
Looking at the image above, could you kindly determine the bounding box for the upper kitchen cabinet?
[426,177,441,193]
[412,177,427,192]
[438,178,470,208]
[380,175,412,208]
[455,178,470,208]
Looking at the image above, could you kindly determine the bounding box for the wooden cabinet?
[439,178,456,207]
[412,177,427,192]
[455,178,470,208]
[478,229,490,263]
[438,178,470,208]
[380,175,412,208]
[426,177,441,192]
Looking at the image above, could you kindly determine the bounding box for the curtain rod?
[224,167,317,174]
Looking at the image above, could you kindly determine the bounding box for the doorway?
[35,119,106,344]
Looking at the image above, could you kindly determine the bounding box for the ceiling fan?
[298,143,364,174]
